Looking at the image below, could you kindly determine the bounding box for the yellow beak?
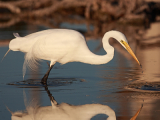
[120,40,141,66]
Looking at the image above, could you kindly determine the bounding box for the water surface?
[0,22,160,120]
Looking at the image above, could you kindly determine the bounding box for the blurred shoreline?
[0,0,160,47]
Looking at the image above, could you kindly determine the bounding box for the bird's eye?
[120,40,125,45]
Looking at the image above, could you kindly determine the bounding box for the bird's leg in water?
[44,84,58,105]
[41,65,54,85]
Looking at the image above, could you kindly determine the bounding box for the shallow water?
[0,23,160,120]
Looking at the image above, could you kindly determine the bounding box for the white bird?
[3,29,141,84]
[11,101,116,120]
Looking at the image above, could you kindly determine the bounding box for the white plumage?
[3,29,141,84]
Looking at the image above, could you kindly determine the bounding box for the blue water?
[0,23,160,120]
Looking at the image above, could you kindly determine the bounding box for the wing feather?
[22,43,42,79]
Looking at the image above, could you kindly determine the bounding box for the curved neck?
[76,104,116,120]
[73,35,114,65]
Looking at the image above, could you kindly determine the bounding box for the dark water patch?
[7,78,83,88]
[115,90,135,93]
[125,82,160,92]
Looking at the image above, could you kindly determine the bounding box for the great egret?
[3,29,141,84]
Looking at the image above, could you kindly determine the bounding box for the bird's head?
[9,38,21,51]
[105,30,141,67]
[1,33,22,62]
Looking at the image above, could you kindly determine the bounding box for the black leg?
[41,65,54,85]
[44,84,57,105]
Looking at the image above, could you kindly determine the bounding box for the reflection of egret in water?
[11,85,116,120]
[3,29,141,85]
[9,85,143,120]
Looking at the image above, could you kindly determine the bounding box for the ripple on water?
[7,78,84,88]
[125,82,160,92]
